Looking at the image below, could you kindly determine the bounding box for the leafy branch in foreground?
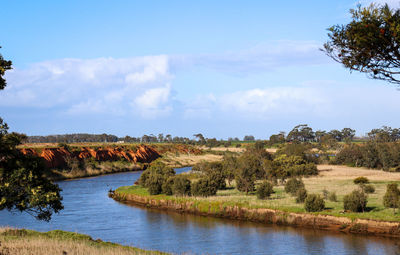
[323,4,400,85]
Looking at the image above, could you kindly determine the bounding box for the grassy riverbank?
[0,228,168,255]
[48,161,144,181]
[115,165,400,223]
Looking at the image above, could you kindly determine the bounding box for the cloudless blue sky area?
[1,0,399,139]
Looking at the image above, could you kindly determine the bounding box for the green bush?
[284,178,305,196]
[343,190,367,212]
[193,161,226,190]
[363,184,375,194]
[147,173,164,195]
[304,194,325,212]
[162,176,175,195]
[295,188,307,203]
[138,161,175,189]
[191,178,217,197]
[383,183,400,212]
[328,192,337,202]
[172,175,191,196]
[256,181,274,200]
[353,176,369,185]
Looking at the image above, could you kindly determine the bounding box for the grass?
[0,228,169,255]
[48,161,143,181]
[159,152,223,168]
[116,164,400,222]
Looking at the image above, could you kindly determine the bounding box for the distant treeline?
[25,125,400,145]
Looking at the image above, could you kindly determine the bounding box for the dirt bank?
[21,145,161,169]
[113,192,400,238]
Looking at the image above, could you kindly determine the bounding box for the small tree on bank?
[284,178,305,196]
[383,183,400,213]
[191,178,217,197]
[256,181,274,200]
[343,190,368,212]
[304,194,325,212]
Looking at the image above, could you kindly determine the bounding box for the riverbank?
[48,161,145,181]
[0,228,169,255]
[113,186,400,238]
[113,164,400,238]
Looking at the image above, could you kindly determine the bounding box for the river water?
[1,167,399,255]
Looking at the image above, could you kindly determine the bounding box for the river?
[1,167,399,255]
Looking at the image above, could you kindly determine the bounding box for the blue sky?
[1,0,400,139]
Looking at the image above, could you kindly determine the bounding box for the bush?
[191,178,217,197]
[138,161,175,189]
[162,176,175,195]
[363,184,375,194]
[343,190,367,212]
[322,189,329,199]
[353,176,369,185]
[172,175,191,196]
[328,192,337,202]
[295,188,307,203]
[256,181,274,200]
[304,194,325,212]
[147,173,164,195]
[284,178,305,196]
[383,183,400,212]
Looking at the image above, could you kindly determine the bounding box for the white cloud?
[133,84,172,118]
[358,0,400,8]
[172,41,327,74]
[218,86,327,118]
[1,55,173,117]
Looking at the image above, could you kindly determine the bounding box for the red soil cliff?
[20,145,161,169]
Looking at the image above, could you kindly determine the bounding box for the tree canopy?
[324,4,400,85]
[0,48,63,221]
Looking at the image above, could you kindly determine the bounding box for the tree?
[304,194,325,212]
[243,135,255,141]
[191,178,217,197]
[235,154,257,194]
[324,4,400,85]
[287,124,315,143]
[284,178,305,196]
[0,49,63,221]
[343,190,368,212]
[383,183,400,213]
[256,181,274,200]
[172,175,191,196]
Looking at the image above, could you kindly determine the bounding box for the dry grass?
[50,162,142,180]
[160,152,222,167]
[0,228,168,255]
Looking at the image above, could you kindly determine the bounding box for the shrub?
[193,161,226,190]
[322,188,329,199]
[343,190,367,212]
[172,175,191,196]
[162,176,175,195]
[191,178,217,197]
[284,178,305,196]
[138,161,175,188]
[295,188,307,203]
[363,184,375,194]
[304,194,325,212]
[383,183,400,213]
[328,192,337,202]
[256,181,274,200]
[147,173,164,195]
[353,176,369,185]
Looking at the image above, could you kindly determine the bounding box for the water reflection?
[0,167,399,255]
